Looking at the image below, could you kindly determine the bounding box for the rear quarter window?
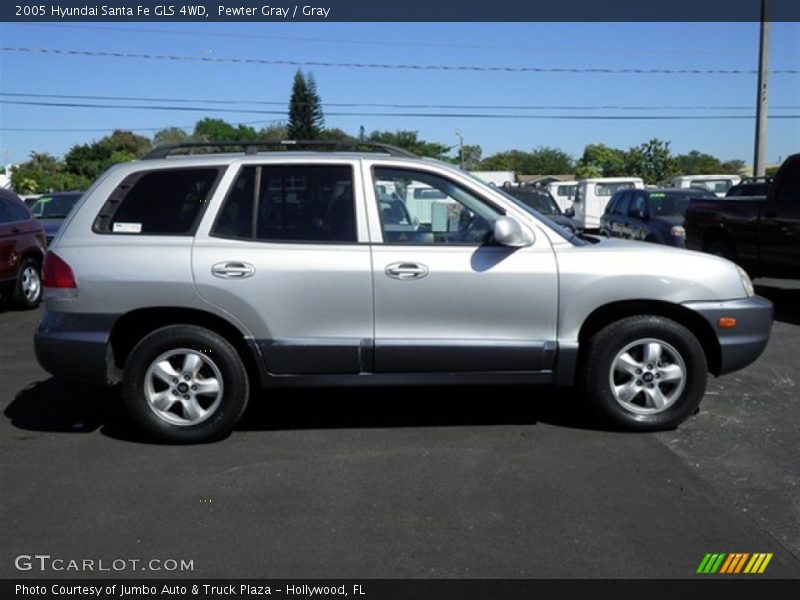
[93,167,223,235]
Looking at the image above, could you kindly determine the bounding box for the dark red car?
[0,188,46,308]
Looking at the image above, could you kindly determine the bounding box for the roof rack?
[143,140,418,160]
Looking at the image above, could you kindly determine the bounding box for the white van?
[403,183,458,229]
[572,177,645,231]
[669,174,741,197]
[546,180,578,212]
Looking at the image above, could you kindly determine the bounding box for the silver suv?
[35,141,773,443]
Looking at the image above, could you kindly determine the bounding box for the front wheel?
[122,325,249,443]
[581,316,707,431]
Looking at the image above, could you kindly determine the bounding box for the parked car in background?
[30,191,83,246]
[669,174,741,197]
[725,177,771,198]
[546,180,578,212]
[0,188,46,308]
[600,188,715,247]
[22,194,42,208]
[499,185,578,233]
[684,153,799,279]
[572,177,645,231]
[35,140,771,442]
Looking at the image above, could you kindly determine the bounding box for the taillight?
[42,252,77,288]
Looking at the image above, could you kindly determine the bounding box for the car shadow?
[5,377,615,444]
[754,283,800,326]
[5,377,118,434]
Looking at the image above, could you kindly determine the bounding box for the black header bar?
[2,0,800,23]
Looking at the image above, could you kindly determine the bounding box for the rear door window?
[94,168,222,235]
[212,164,357,243]
[1,197,31,222]
[0,198,11,224]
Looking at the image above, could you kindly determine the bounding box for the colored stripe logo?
[696,553,773,574]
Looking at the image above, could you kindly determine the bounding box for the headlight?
[670,225,686,238]
[737,265,754,297]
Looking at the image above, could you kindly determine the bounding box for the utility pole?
[753,0,770,177]
[455,129,464,170]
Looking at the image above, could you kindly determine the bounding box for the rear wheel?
[122,325,249,443]
[582,316,707,431]
[12,257,42,309]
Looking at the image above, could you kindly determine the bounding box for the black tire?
[12,256,42,309]
[581,315,707,431]
[122,325,249,443]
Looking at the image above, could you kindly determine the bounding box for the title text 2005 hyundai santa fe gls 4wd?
[34,141,773,443]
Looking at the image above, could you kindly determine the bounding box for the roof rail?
[143,140,418,160]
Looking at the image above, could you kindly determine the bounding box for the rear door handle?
[211,262,255,279]
[385,262,428,280]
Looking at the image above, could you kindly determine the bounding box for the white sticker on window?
[113,222,142,233]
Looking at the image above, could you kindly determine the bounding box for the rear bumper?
[683,296,773,375]
[34,311,119,385]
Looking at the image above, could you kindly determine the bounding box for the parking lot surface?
[1,280,799,579]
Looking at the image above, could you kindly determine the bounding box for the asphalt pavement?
[1,280,798,579]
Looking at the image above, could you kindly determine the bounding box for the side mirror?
[564,207,575,218]
[493,217,535,247]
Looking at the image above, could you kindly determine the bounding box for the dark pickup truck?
[684,153,800,279]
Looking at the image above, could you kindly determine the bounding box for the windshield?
[31,193,81,218]
[647,192,693,217]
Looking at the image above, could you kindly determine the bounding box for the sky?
[0,21,798,167]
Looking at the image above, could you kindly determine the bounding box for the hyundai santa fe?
[34,141,773,443]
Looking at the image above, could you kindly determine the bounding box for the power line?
[3,46,799,75]
[2,91,799,111]
[2,99,799,121]
[0,119,278,133]
[11,23,774,58]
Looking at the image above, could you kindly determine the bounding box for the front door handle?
[385,262,428,280]
[211,262,255,279]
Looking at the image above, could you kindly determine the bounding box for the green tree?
[527,146,573,174]
[478,150,534,172]
[287,70,325,139]
[459,144,483,170]
[153,127,191,147]
[367,130,451,159]
[63,130,151,183]
[193,118,258,142]
[625,139,676,184]
[11,152,89,193]
[577,144,628,177]
[318,127,354,141]
[672,150,723,175]
[257,123,288,140]
[720,159,746,174]
[478,146,572,174]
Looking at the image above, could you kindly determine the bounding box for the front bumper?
[34,311,119,385]
[683,296,773,375]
